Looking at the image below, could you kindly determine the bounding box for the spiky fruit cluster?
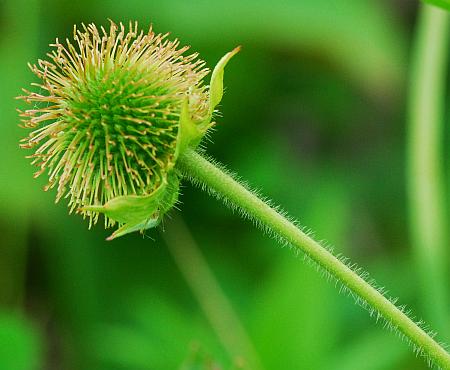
[19,21,210,225]
[18,21,238,238]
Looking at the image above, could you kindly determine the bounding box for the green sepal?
[423,0,450,10]
[207,46,241,119]
[81,178,168,240]
[159,172,181,215]
[107,217,160,241]
[174,47,240,161]
[174,98,204,161]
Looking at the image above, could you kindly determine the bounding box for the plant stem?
[162,216,263,370]
[178,148,450,369]
[407,3,449,338]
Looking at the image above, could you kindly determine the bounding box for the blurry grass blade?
[407,3,450,338]
[163,216,263,370]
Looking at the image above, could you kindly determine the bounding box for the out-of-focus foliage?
[0,0,447,369]
[424,0,450,11]
[0,311,42,370]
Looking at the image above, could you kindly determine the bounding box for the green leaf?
[423,0,450,11]
[208,46,241,118]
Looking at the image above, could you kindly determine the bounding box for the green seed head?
[18,21,239,239]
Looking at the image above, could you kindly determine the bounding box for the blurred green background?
[0,0,448,369]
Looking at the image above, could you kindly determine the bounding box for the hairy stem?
[407,3,449,337]
[178,148,450,369]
